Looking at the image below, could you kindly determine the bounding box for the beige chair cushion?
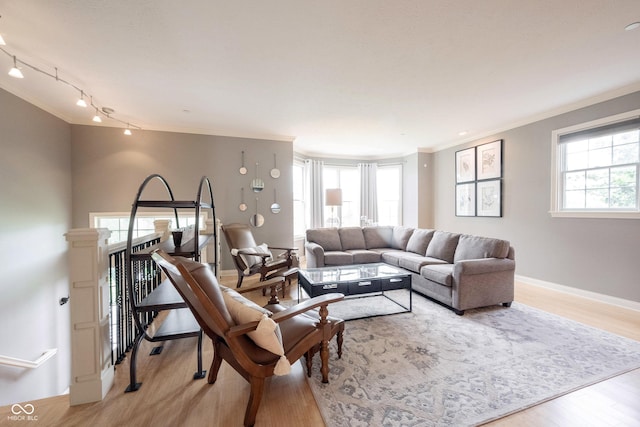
[219,286,290,375]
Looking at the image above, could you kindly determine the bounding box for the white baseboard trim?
[515,275,640,313]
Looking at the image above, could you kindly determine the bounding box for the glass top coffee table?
[298,263,412,320]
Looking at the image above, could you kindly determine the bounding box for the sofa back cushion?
[363,226,393,249]
[425,231,461,263]
[306,228,342,251]
[406,228,435,254]
[454,235,511,262]
[338,227,366,250]
[392,226,414,250]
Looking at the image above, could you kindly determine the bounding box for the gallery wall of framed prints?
[455,140,503,217]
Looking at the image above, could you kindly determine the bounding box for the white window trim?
[549,108,640,219]
[90,211,208,245]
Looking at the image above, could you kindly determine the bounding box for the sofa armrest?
[304,242,325,268]
[452,257,516,312]
[454,258,515,276]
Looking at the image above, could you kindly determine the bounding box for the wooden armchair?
[222,223,297,289]
[151,250,344,427]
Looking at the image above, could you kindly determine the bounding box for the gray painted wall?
[70,126,294,270]
[0,89,72,405]
[433,91,640,303]
[403,151,434,228]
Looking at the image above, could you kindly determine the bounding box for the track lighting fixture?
[1,38,141,131]
[8,55,23,78]
[0,14,5,46]
[76,90,87,107]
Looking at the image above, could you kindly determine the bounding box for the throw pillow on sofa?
[406,228,435,254]
[426,231,461,263]
[363,226,393,249]
[391,226,414,250]
[307,228,342,251]
[338,227,366,250]
[453,235,510,262]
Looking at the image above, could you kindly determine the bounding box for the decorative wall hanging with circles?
[239,150,247,175]
[250,198,264,227]
[239,187,247,211]
[270,153,280,179]
[251,163,264,192]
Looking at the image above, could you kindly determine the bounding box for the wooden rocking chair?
[151,250,344,427]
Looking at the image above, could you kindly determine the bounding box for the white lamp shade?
[325,188,342,206]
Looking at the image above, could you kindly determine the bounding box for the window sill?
[549,210,640,219]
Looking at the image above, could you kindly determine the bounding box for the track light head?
[8,56,23,78]
[76,91,87,107]
[92,107,102,123]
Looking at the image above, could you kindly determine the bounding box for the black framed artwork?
[476,179,502,217]
[476,140,502,180]
[455,147,476,183]
[456,182,476,216]
[454,140,503,217]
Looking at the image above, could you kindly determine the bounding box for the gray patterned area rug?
[307,294,640,426]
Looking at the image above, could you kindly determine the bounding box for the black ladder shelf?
[124,174,217,392]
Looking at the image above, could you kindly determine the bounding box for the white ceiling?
[1,1,639,158]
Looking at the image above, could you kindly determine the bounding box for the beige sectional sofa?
[305,226,515,315]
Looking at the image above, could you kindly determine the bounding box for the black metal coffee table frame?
[298,263,412,320]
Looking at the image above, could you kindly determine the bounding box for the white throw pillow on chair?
[231,243,273,273]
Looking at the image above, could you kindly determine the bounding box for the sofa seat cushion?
[306,228,342,251]
[346,249,382,264]
[368,248,393,255]
[406,228,435,255]
[379,249,406,266]
[323,251,354,266]
[454,234,511,262]
[426,231,461,263]
[339,227,367,250]
[363,226,393,249]
[421,264,454,287]
[398,254,448,273]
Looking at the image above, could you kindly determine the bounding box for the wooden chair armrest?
[235,276,284,295]
[226,293,344,338]
[268,246,297,252]
[235,249,271,260]
[227,321,261,338]
[270,293,344,323]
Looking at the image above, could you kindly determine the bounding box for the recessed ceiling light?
[625,22,640,31]
[458,131,468,136]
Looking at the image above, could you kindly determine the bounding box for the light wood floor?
[2,276,639,427]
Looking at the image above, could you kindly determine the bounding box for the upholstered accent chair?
[151,250,344,427]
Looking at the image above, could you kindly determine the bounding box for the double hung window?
[551,110,640,218]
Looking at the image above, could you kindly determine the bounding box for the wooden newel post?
[65,228,114,405]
